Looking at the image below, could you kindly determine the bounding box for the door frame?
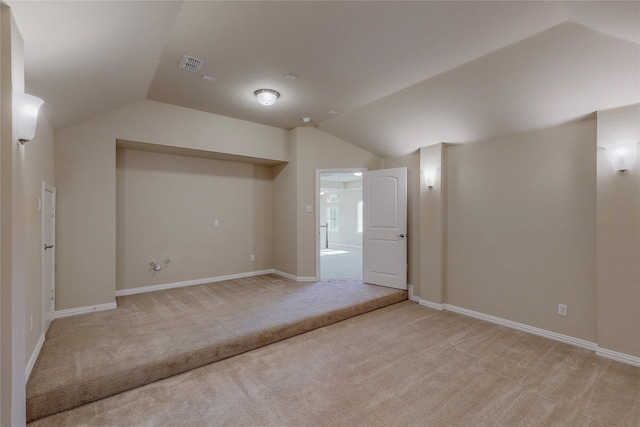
[41,182,56,333]
[315,168,367,281]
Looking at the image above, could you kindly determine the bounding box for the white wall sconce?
[423,169,436,188]
[608,143,637,174]
[254,89,280,106]
[14,92,44,145]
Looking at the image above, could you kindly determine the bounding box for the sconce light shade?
[14,92,44,144]
[609,143,637,173]
[254,89,280,106]
[423,169,436,188]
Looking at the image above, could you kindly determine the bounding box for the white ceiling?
[6,1,640,158]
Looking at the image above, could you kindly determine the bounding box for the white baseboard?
[272,269,297,281]
[272,270,317,282]
[328,243,362,249]
[596,347,640,368]
[439,304,640,368]
[444,304,597,351]
[115,269,275,296]
[26,333,45,380]
[54,302,117,319]
[408,284,419,302]
[419,299,444,311]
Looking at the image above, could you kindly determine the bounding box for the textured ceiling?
[7,1,640,158]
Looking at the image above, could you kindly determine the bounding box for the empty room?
[1,1,639,426]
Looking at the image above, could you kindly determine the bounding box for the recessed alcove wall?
[116,147,275,291]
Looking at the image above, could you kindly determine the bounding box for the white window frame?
[327,206,339,231]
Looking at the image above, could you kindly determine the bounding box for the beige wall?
[0,7,16,423]
[382,153,421,292]
[596,104,640,357]
[419,144,445,303]
[272,132,297,275]
[116,148,273,289]
[1,9,27,424]
[55,100,288,310]
[446,119,597,342]
[0,7,53,424]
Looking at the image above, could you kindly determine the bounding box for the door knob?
[397,234,406,238]
[44,244,54,250]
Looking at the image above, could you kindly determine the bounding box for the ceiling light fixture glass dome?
[254,89,280,106]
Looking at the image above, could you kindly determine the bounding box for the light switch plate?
[558,304,568,316]
[305,205,313,213]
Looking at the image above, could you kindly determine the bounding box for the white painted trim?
[419,299,444,311]
[26,333,45,380]
[272,269,297,281]
[41,182,56,336]
[416,303,640,368]
[596,347,640,368]
[272,270,317,282]
[116,269,275,297]
[444,304,597,351]
[408,284,419,302]
[54,302,117,319]
[328,243,363,250]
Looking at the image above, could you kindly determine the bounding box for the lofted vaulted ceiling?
[6,1,640,158]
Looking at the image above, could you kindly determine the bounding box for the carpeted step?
[26,276,407,422]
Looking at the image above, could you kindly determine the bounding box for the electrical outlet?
[250,255,255,262]
[214,219,219,227]
[558,304,568,317]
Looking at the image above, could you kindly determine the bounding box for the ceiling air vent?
[179,55,204,72]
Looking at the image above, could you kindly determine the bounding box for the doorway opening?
[317,170,364,281]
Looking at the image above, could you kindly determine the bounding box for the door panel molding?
[363,167,407,289]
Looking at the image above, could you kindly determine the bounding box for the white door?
[363,167,407,289]
[42,182,56,333]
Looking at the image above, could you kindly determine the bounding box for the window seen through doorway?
[327,206,339,231]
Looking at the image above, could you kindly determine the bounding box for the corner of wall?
[418,144,445,303]
[596,103,640,358]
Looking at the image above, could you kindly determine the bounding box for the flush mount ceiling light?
[254,89,280,106]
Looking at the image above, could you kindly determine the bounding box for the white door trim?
[315,168,367,281]
[41,182,56,334]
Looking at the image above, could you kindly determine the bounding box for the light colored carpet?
[29,301,640,426]
[26,274,407,422]
[321,246,362,280]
